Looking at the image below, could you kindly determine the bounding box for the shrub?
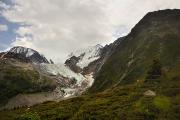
[153,96,171,111]
[16,111,41,120]
[145,59,162,83]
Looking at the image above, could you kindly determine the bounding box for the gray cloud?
[1,0,180,62]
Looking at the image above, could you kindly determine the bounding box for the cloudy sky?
[0,0,180,62]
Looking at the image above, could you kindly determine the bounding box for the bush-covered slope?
[0,59,56,106]
[89,9,180,92]
[0,72,179,120]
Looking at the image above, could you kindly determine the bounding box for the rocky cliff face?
[65,44,103,74]
[65,56,82,73]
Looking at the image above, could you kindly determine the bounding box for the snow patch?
[68,44,102,68]
[9,46,36,57]
[84,73,94,87]
[62,88,77,98]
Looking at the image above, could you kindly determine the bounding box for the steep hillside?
[90,9,180,92]
[0,47,56,108]
[0,59,56,108]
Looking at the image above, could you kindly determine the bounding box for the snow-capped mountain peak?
[68,44,103,69]
[4,46,50,63]
[9,46,37,57]
[69,44,103,58]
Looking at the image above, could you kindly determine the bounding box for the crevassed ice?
[40,63,85,86]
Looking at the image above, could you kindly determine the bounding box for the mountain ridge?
[0,46,49,64]
[89,9,180,93]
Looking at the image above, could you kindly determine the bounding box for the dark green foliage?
[153,96,171,111]
[145,59,162,84]
[146,59,162,78]
[0,79,179,120]
[16,111,41,120]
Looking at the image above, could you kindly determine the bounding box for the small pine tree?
[145,59,162,83]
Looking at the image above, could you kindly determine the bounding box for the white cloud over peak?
[1,0,180,62]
